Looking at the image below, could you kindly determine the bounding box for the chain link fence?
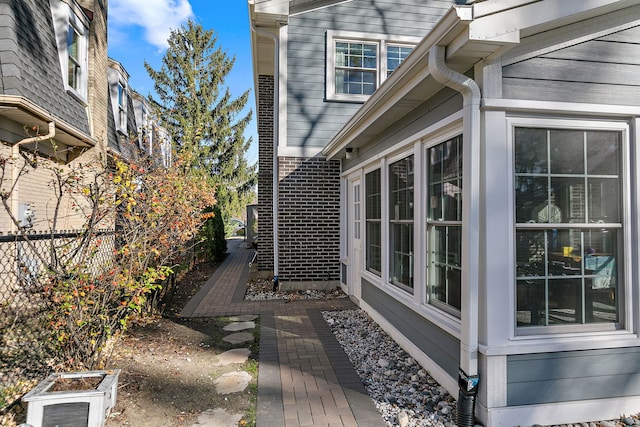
[0,230,115,415]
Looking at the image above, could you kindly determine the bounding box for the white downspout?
[428,45,481,424]
[10,121,56,232]
[250,19,280,288]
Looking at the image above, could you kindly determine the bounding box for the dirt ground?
[103,260,259,427]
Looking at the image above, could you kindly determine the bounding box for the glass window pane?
[429,136,462,221]
[588,178,619,223]
[551,177,585,223]
[515,176,548,223]
[547,278,581,325]
[587,131,619,175]
[516,230,546,278]
[549,129,584,174]
[517,279,545,326]
[67,25,78,59]
[430,225,461,310]
[390,223,413,288]
[515,127,547,174]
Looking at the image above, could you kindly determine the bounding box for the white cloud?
[109,0,194,50]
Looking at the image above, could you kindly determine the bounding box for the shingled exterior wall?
[257,75,274,273]
[278,156,340,286]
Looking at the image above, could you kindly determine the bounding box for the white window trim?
[117,82,127,133]
[51,0,89,102]
[325,30,422,103]
[506,116,634,343]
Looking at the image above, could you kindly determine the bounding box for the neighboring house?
[107,58,172,166]
[0,0,109,233]
[251,0,640,425]
[249,0,458,289]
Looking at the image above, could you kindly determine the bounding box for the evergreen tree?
[145,19,256,222]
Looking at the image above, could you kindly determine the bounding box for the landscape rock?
[223,321,255,332]
[212,348,251,366]
[222,332,254,345]
[214,371,252,395]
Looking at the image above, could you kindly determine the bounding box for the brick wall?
[257,75,274,272]
[79,0,109,155]
[278,156,341,283]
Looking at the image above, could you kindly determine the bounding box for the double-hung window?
[327,31,419,102]
[366,169,382,275]
[389,156,414,290]
[117,83,127,130]
[67,25,81,91]
[427,136,463,314]
[514,125,623,331]
[51,0,89,100]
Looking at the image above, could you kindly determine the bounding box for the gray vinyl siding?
[507,347,640,406]
[286,0,457,148]
[503,25,640,106]
[362,279,460,379]
[0,1,90,135]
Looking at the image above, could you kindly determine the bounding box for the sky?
[107,0,258,165]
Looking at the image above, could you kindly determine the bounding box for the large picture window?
[366,169,382,275]
[389,156,414,290]
[427,136,463,313]
[514,127,622,330]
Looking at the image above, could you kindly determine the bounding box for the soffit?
[0,97,95,148]
[323,0,638,159]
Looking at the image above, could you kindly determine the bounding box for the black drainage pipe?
[456,369,479,427]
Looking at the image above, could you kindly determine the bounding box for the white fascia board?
[252,0,289,16]
[467,0,631,42]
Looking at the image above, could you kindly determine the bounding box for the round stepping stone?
[229,314,258,322]
[212,348,251,366]
[192,408,243,427]
[214,371,252,394]
[223,321,255,332]
[222,332,254,345]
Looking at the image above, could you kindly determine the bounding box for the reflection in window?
[387,45,412,77]
[514,127,621,328]
[389,156,414,290]
[428,136,462,313]
[335,42,377,95]
[67,25,80,90]
[366,169,381,275]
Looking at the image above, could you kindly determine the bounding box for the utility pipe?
[249,18,280,289]
[10,121,56,231]
[428,45,481,426]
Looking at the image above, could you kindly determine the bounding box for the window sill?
[482,328,640,356]
[66,88,88,106]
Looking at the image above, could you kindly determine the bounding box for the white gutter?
[429,45,480,380]
[249,18,281,286]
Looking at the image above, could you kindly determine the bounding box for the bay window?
[514,126,622,330]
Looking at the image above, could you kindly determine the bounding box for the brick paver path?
[180,238,384,427]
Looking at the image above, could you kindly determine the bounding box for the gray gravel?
[322,308,640,427]
[322,309,457,427]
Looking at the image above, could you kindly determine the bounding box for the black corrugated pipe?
[457,369,479,426]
